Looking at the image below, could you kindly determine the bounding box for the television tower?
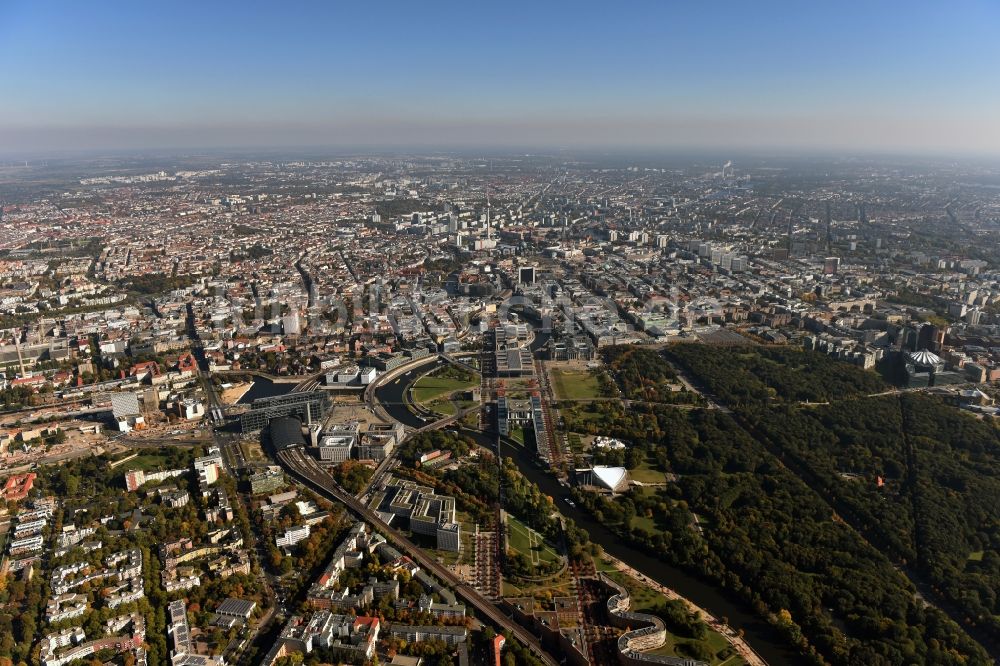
[477,184,496,251]
[486,184,492,242]
[825,201,833,252]
[14,332,28,378]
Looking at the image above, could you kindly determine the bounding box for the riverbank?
[600,551,767,666]
[487,432,795,665]
[220,381,253,405]
[375,374,794,664]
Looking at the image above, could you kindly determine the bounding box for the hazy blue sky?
[2,1,999,156]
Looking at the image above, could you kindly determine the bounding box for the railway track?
[275,446,560,666]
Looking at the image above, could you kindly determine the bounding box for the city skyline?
[3,0,1000,157]
[3,2,1000,662]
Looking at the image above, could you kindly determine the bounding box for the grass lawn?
[511,426,528,445]
[412,375,477,405]
[502,575,575,601]
[604,569,670,611]
[629,465,668,484]
[426,397,457,416]
[967,550,985,562]
[627,452,669,484]
[123,453,172,472]
[550,367,603,400]
[648,636,745,666]
[631,515,658,532]
[718,657,749,666]
[567,433,584,454]
[594,555,617,574]
[506,514,561,567]
[506,426,535,449]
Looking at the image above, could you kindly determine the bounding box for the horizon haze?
[2,0,1000,158]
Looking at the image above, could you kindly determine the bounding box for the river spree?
[486,430,797,666]
[376,371,797,664]
[237,376,295,404]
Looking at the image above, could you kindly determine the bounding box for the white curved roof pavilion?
[591,465,630,492]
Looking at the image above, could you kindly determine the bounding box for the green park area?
[506,514,561,569]
[427,398,457,416]
[412,375,476,403]
[410,366,480,416]
[121,452,173,472]
[628,453,670,484]
[411,367,479,416]
[549,365,604,400]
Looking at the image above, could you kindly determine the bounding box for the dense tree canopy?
[601,345,705,405]
[748,394,1000,645]
[569,344,991,665]
[398,430,474,466]
[666,343,887,407]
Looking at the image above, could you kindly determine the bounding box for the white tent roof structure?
[909,349,943,367]
[591,466,628,491]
